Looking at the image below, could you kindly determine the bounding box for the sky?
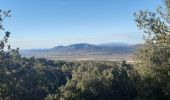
[0,0,162,49]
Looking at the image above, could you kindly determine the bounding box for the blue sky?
[0,0,162,49]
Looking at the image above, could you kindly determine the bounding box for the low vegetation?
[1,0,170,100]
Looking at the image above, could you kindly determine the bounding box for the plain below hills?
[20,43,139,62]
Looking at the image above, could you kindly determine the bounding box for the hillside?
[20,43,139,61]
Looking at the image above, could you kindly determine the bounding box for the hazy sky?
[0,0,162,49]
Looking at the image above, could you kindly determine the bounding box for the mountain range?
[20,43,139,61]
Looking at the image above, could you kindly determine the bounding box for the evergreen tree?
[134,0,170,99]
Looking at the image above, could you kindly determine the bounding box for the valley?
[20,43,138,61]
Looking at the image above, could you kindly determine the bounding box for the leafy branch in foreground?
[134,0,170,99]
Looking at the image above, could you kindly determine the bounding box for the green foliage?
[2,1,170,100]
[134,0,170,99]
[47,61,139,100]
[0,11,69,100]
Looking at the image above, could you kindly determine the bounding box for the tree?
[0,10,12,100]
[47,61,139,100]
[134,0,170,99]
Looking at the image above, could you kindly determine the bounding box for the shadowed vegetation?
[1,0,170,100]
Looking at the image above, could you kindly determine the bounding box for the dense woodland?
[1,0,170,100]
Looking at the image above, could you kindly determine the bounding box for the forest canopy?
[1,0,170,100]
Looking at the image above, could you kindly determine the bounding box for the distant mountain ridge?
[99,43,131,47]
[20,43,139,61]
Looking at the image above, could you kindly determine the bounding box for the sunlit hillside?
[1,0,170,100]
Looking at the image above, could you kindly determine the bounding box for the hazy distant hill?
[20,43,139,61]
